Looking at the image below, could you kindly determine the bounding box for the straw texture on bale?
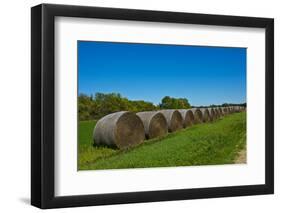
[215,108,221,117]
[223,107,229,114]
[208,108,216,121]
[199,108,211,122]
[178,109,194,128]
[190,108,203,124]
[218,108,223,116]
[234,106,242,112]
[93,111,145,149]
[213,108,218,118]
[159,110,183,132]
[136,111,168,139]
[213,108,218,119]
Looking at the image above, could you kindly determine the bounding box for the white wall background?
[0,0,279,212]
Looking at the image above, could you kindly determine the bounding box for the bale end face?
[159,110,183,132]
[136,111,168,139]
[169,110,183,132]
[208,108,215,121]
[115,113,145,149]
[200,109,211,123]
[192,109,203,124]
[93,111,145,149]
[148,113,168,139]
[179,109,194,128]
[218,108,223,116]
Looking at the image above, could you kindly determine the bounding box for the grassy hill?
[78,112,246,170]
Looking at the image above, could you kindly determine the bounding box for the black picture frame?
[31,3,274,209]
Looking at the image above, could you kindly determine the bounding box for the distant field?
[78,112,246,170]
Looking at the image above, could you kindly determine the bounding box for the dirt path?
[235,148,247,164]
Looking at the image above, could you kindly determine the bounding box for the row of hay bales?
[93,106,245,149]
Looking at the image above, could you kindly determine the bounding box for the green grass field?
[78,112,246,170]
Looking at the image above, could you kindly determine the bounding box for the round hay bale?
[199,108,211,122]
[190,108,203,124]
[158,110,183,132]
[214,108,221,118]
[178,109,195,128]
[238,106,243,112]
[136,111,168,139]
[215,108,222,117]
[233,106,239,112]
[93,111,145,149]
[222,107,229,114]
[207,108,216,121]
[218,107,223,116]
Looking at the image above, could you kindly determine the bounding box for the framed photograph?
[31,4,274,209]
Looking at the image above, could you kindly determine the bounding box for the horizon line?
[78,92,246,107]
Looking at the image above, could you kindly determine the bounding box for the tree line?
[79,93,191,120]
[79,92,246,121]
[192,102,246,108]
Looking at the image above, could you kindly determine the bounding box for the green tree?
[78,93,161,120]
[160,96,191,109]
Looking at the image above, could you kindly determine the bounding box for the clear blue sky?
[78,41,246,106]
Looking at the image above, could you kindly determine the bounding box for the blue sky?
[78,41,246,106]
